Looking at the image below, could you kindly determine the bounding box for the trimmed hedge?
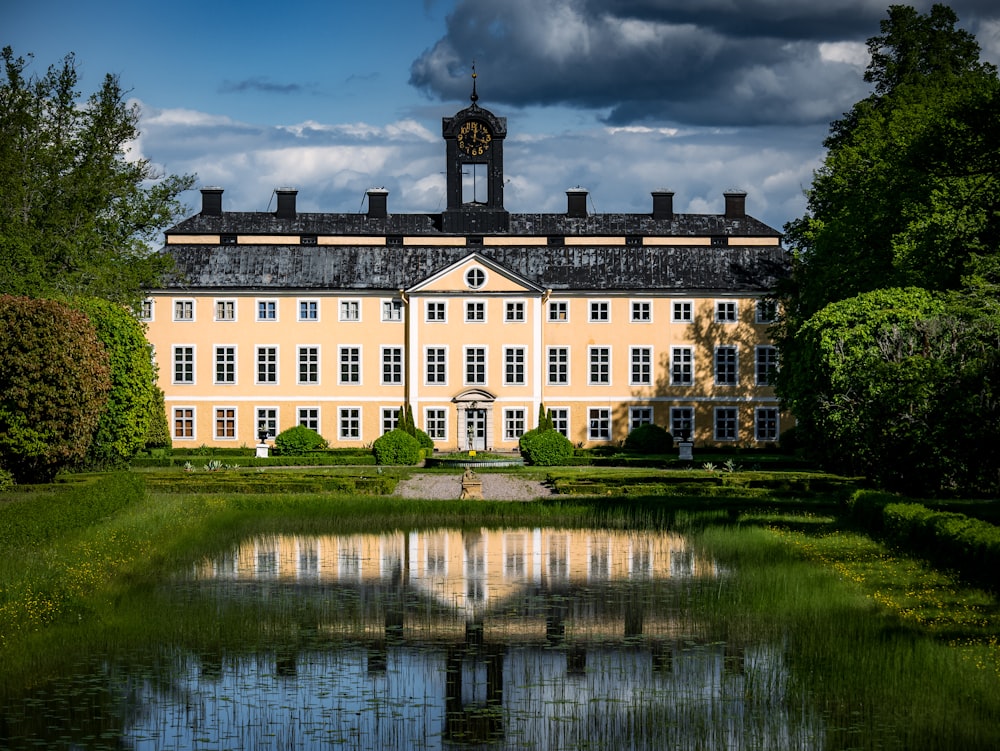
[133,454,377,468]
[848,490,1000,592]
[144,473,395,495]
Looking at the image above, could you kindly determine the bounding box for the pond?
[2,527,830,750]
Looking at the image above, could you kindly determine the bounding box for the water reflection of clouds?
[120,642,823,751]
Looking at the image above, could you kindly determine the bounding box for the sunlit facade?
[145,96,790,450]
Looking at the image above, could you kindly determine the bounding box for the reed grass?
[1,473,998,749]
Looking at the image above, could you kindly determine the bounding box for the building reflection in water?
[160,529,820,749]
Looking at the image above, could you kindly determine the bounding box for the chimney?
[275,188,297,219]
[367,188,389,219]
[724,190,747,219]
[201,187,223,216]
[651,190,674,221]
[566,187,588,218]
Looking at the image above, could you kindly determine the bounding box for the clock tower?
[441,69,509,233]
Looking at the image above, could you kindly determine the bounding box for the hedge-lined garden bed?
[549,470,858,498]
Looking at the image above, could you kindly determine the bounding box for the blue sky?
[6,0,1000,232]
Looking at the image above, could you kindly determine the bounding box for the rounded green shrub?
[519,428,574,466]
[372,429,421,465]
[0,295,112,483]
[624,423,673,454]
[274,425,327,455]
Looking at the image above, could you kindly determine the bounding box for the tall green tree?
[777,5,1000,493]
[0,48,194,305]
[74,297,158,469]
[782,4,999,320]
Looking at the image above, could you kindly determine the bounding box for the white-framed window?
[630,347,652,385]
[298,346,320,384]
[465,347,487,385]
[339,346,361,384]
[715,300,738,323]
[714,407,739,441]
[425,408,447,441]
[138,299,153,321]
[173,407,195,440]
[339,407,361,441]
[382,347,403,385]
[756,298,778,324]
[214,407,237,440]
[426,347,447,384]
[465,267,486,289]
[671,346,693,386]
[174,299,194,321]
[505,301,525,322]
[215,299,236,321]
[256,407,278,439]
[173,346,195,384]
[256,346,278,384]
[465,301,486,323]
[589,300,610,322]
[504,347,526,385]
[756,346,778,386]
[548,347,569,385]
[671,407,694,440]
[588,408,611,441]
[382,299,403,322]
[504,408,526,441]
[629,406,654,432]
[297,407,320,432]
[426,301,447,322]
[715,346,739,386]
[298,299,319,321]
[755,407,780,442]
[214,346,236,384]
[631,300,652,322]
[548,301,569,322]
[671,300,693,323]
[549,408,569,437]
[381,407,400,434]
[589,346,611,385]
[339,299,361,321]
[257,299,277,321]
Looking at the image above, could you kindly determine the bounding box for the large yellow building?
[145,94,789,451]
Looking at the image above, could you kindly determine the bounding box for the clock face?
[457,120,492,156]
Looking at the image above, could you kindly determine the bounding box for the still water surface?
[3,528,824,749]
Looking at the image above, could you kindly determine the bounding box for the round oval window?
[466,267,486,289]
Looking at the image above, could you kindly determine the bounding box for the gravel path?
[393,472,553,501]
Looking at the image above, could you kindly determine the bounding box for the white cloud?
[818,41,869,68]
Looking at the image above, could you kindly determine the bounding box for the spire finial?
[470,61,479,105]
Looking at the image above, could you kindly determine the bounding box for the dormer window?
[386,235,404,246]
[300,235,318,245]
[221,234,238,245]
[711,236,728,247]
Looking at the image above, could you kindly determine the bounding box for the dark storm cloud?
[409,0,1000,126]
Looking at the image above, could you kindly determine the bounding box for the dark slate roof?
[160,243,789,293]
[168,211,780,238]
